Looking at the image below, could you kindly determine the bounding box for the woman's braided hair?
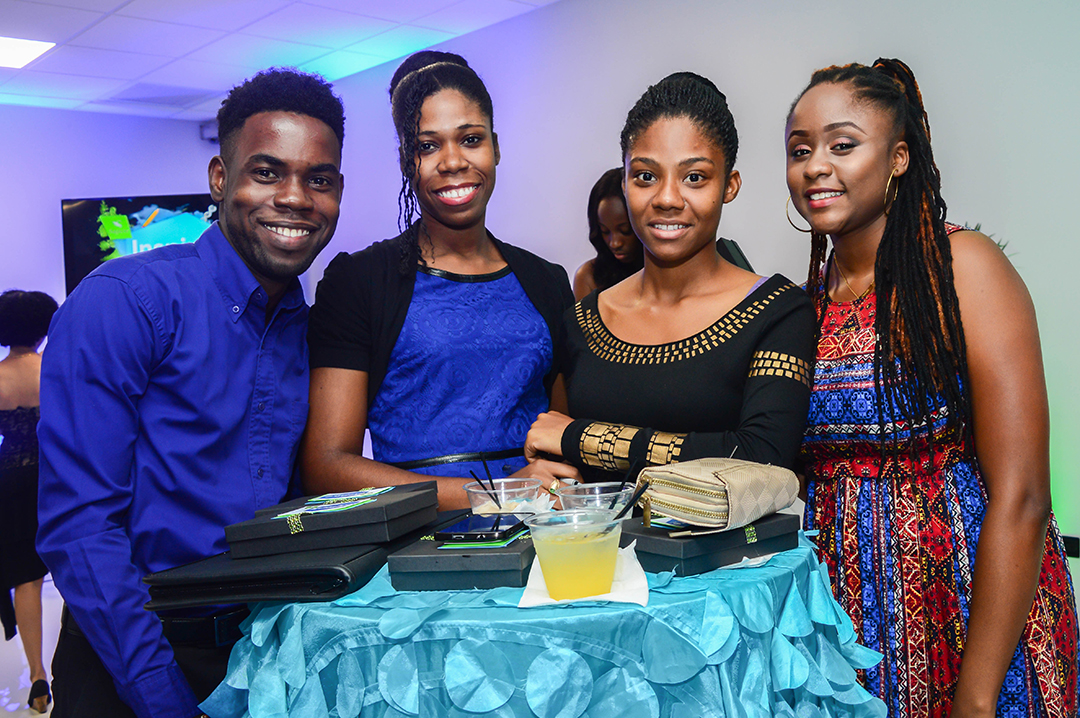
[791,58,971,456]
[388,51,493,273]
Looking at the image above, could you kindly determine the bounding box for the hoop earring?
[786,196,812,233]
[884,169,899,215]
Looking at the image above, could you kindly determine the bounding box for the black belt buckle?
[212,609,247,647]
[162,607,249,647]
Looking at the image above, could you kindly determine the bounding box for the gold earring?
[786,196,812,233]
[884,168,899,214]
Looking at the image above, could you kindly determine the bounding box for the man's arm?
[37,275,202,718]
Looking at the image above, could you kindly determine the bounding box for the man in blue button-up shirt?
[37,69,345,718]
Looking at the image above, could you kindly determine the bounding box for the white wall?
[324,0,1080,541]
[0,104,216,302]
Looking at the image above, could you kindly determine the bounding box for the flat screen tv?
[61,193,219,295]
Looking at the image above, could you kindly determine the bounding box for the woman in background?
[787,59,1078,717]
[302,51,577,508]
[572,168,643,300]
[526,72,814,481]
[0,289,58,713]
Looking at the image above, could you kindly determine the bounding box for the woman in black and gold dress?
[526,73,815,481]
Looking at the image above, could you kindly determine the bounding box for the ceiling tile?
[0,69,127,99]
[0,91,82,108]
[188,34,328,70]
[27,45,172,80]
[108,81,217,106]
[171,94,227,120]
[170,108,214,121]
[346,24,453,60]
[117,0,295,32]
[240,3,394,50]
[0,0,550,116]
[76,100,189,117]
[137,58,255,93]
[25,0,128,10]
[300,49,386,81]
[303,0,462,24]
[69,15,226,56]
[0,0,105,43]
[414,0,532,35]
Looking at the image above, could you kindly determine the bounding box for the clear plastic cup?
[463,479,542,515]
[525,509,622,600]
[555,482,636,514]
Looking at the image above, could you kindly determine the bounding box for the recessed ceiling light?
[0,36,56,69]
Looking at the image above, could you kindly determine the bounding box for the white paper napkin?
[518,541,649,607]
[721,552,780,569]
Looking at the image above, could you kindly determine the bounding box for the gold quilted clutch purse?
[638,457,798,530]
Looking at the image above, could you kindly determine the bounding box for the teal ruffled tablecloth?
[202,534,886,717]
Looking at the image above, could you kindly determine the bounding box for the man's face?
[209,111,343,297]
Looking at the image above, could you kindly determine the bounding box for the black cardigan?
[308,230,574,408]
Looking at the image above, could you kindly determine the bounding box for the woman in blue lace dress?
[302,52,577,509]
[0,289,58,713]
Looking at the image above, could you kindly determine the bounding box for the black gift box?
[226,483,439,558]
[387,534,535,591]
[145,510,470,610]
[143,544,391,610]
[620,512,800,576]
[250,481,437,517]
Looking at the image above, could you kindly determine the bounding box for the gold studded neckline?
[578,277,795,365]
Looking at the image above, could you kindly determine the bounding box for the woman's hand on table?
[509,457,581,494]
[525,411,574,461]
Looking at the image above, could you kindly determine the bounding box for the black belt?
[389,447,524,470]
[62,604,249,648]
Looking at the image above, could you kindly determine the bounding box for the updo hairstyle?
[620,71,738,174]
[388,51,495,272]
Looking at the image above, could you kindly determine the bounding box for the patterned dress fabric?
[801,278,1079,718]
[367,266,551,479]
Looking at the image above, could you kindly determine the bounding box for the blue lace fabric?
[0,405,39,471]
[366,266,551,479]
[202,534,887,718]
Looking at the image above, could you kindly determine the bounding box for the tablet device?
[434,513,528,543]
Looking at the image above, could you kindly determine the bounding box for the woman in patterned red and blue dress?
[786,58,1078,717]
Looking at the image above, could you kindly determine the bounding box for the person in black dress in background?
[526,73,815,481]
[572,168,643,300]
[0,290,58,713]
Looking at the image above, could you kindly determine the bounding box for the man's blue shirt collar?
[196,222,306,322]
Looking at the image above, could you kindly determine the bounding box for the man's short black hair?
[216,68,345,159]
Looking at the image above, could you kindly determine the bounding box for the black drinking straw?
[618,460,643,491]
[614,480,650,521]
[469,469,502,510]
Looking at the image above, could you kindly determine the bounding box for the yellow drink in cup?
[526,510,623,600]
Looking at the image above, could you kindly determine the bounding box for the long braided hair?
[388,51,494,274]
[791,59,972,457]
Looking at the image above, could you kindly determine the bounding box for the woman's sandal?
[28,679,51,713]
